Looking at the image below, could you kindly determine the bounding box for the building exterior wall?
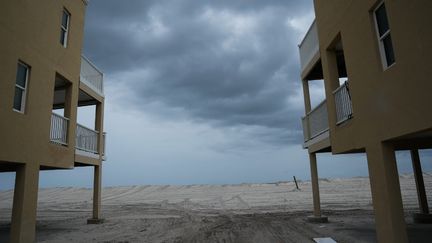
[314,0,432,153]
[1,1,105,241]
[301,1,431,242]
[0,0,87,168]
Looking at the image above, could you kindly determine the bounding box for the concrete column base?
[366,143,408,243]
[413,213,432,224]
[307,215,328,223]
[10,163,40,243]
[87,218,105,224]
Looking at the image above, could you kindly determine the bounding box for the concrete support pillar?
[10,163,39,243]
[322,48,342,130]
[366,143,408,243]
[302,79,312,113]
[302,80,312,141]
[87,165,104,224]
[64,81,77,147]
[411,149,429,214]
[410,149,432,223]
[95,102,104,155]
[307,153,328,223]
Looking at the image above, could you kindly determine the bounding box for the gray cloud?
[83,0,314,145]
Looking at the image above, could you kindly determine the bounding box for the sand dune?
[0,174,431,242]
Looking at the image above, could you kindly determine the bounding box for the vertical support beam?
[10,163,39,243]
[63,83,72,119]
[410,149,429,214]
[302,79,312,114]
[307,152,328,223]
[310,152,321,217]
[93,164,101,219]
[322,47,341,132]
[302,80,312,141]
[87,165,104,224]
[95,101,104,155]
[366,143,408,243]
[64,81,78,148]
[88,91,105,225]
[410,149,432,224]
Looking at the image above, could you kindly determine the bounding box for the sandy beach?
[1,173,431,242]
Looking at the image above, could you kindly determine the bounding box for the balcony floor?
[304,130,331,153]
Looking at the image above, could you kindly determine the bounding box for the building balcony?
[302,99,329,148]
[76,123,99,154]
[50,113,69,146]
[299,20,319,74]
[80,55,104,96]
[333,81,353,124]
[302,81,353,148]
[50,113,106,159]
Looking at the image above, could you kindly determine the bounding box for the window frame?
[13,62,30,113]
[373,1,395,70]
[60,9,71,48]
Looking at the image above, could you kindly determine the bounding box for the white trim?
[13,108,25,114]
[51,112,70,121]
[80,55,104,96]
[378,29,390,41]
[298,21,320,73]
[305,98,327,117]
[13,62,30,113]
[80,76,105,97]
[373,1,395,70]
[336,116,350,125]
[303,130,330,149]
[298,19,316,48]
[81,55,103,74]
[61,9,70,48]
[75,149,100,159]
[76,123,98,134]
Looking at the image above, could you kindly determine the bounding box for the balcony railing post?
[76,124,99,154]
[333,81,353,124]
[50,113,69,145]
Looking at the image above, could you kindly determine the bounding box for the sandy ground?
[0,173,431,242]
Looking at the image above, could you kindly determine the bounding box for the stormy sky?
[1,0,431,189]
[84,0,314,144]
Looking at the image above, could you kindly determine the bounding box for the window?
[13,62,30,112]
[60,9,70,47]
[374,2,395,68]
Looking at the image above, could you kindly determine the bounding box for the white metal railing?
[50,113,69,145]
[333,81,353,124]
[302,99,329,142]
[298,20,319,72]
[76,124,99,153]
[80,55,104,96]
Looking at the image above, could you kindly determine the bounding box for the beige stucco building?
[0,0,106,242]
[299,0,432,242]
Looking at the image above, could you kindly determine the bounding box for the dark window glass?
[60,29,66,45]
[16,64,27,88]
[383,34,395,66]
[13,87,23,111]
[375,3,389,36]
[62,11,69,28]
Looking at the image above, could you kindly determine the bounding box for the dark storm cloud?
[83,0,313,145]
